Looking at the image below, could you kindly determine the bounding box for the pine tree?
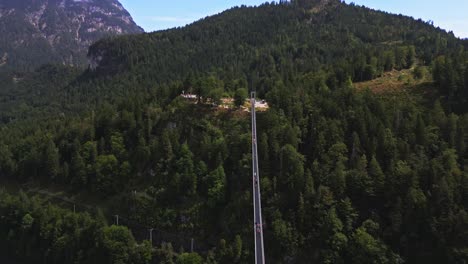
[415,114,427,146]
[44,140,60,180]
[234,88,248,107]
[0,143,16,178]
[176,143,197,196]
[280,144,305,194]
[71,150,87,188]
[368,156,385,197]
[456,118,466,159]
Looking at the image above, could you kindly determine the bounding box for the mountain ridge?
[87,0,465,91]
[0,0,143,72]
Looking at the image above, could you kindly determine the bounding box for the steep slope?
[0,0,143,72]
[87,0,468,111]
[88,0,465,91]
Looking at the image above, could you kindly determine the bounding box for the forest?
[0,0,467,263]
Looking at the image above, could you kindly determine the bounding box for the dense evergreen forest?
[0,0,467,263]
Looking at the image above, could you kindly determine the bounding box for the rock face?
[0,0,143,71]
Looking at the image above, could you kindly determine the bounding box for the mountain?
[87,0,468,111]
[88,0,466,89]
[0,1,467,264]
[0,0,143,72]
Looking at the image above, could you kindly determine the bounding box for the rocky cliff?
[0,0,143,71]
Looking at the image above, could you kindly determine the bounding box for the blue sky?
[119,0,266,31]
[120,0,468,38]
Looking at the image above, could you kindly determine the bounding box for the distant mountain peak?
[0,0,143,71]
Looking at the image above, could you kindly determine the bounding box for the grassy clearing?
[354,66,432,95]
[354,66,439,110]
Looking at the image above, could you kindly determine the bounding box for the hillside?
[0,0,143,72]
[84,0,468,110]
[88,1,462,84]
[0,0,467,263]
